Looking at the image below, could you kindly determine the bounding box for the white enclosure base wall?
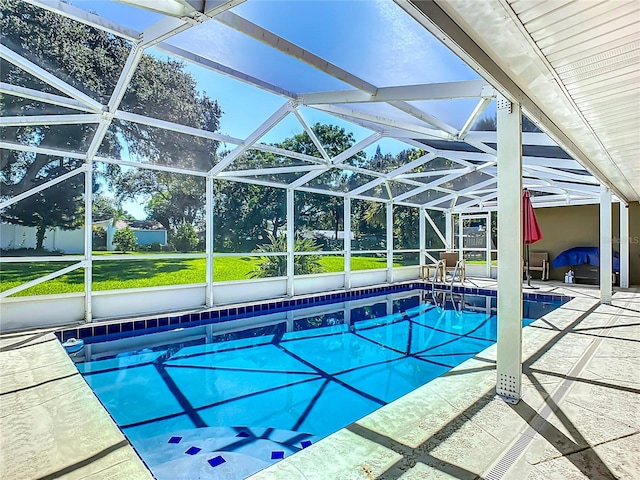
[0,294,85,332]
[92,284,207,320]
[0,268,425,332]
[350,269,388,288]
[466,264,497,278]
[294,273,346,296]
[213,278,287,305]
[392,266,420,282]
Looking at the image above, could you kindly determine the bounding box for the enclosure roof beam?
[464,131,559,146]
[288,132,382,189]
[293,109,331,161]
[458,98,492,139]
[114,109,242,144]
[24,0,139,41]
[94,156,207,177]
[250,144,327,166]
[215,10,461,140]
[0,83,97,113]
[218,165,325,177]
[298,80,492,105]
[156,43,295,99]
[221,175,296,191]
[313,104,452,140]
[0,164,87,210]
[388,101,458,136]
[453,192,499,211]
[209,101,294,176]
[0,45,103,112]
[422,177,498,208]
[346,151,438,198]
[524,165,598,184]
[393,168,473,203]
[0,114,102,127]
[0,141,86,160]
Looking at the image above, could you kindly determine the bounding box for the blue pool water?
[72,289,565,479]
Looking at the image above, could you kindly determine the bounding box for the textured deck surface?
[0,332,152,480]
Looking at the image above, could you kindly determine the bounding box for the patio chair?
[524,252,549,281]
[440,252,466,283]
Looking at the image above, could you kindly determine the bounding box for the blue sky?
[73,0,483,218]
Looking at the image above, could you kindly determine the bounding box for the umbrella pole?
[526,243,531,287]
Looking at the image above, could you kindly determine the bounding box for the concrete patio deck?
[1,280,637,479]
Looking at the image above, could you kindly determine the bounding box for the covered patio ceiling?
[3,0,633,212]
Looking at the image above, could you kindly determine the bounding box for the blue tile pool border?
[55,282,572,344]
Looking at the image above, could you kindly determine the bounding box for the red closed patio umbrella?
[523,189,543,287]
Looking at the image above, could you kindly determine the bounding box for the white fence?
[0,224,84,254]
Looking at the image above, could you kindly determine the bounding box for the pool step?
[152,450,271,480]
[132,426,318,469]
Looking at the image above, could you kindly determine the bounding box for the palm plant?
[251,233,325,278]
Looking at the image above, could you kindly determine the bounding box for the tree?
[251,233,324,278]
[1,1,222,244]
[93,195,131,222]
[113,227,137,253]
[1,1,126,243]
[144,175,206,232]
[172,222,198,252]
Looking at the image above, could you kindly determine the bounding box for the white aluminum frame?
[0,0,616,330]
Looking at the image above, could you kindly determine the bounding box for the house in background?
[94,219,167,251]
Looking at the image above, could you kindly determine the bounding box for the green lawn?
[0,254,406,297]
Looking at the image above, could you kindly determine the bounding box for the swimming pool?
[67,287,567,479]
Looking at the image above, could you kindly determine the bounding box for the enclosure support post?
[205,176,214,307]
[485,212,492,278]
[84,162,93,323]
[386,202,393,283]
[445,211,453,250]
[620,202,629,289]
[600,186,613,304]
[458,213,464,258]
[419,207,426,274]
[344,197,352,290]
[287,188,295,296]
[496,95,523,404]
